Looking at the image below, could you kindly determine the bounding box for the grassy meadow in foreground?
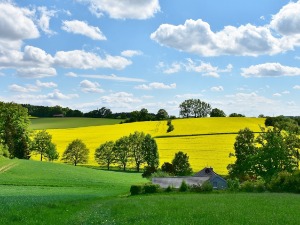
[1,158,300,225]
[30,117,265,174]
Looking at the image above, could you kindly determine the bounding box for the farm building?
[152,167,227,189]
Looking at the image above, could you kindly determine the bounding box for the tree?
[62,139,89,166]
[161,162,175,175]
[210,108,226,117]
[156,109,169,120]
[0,102,31,159]
[179,99,211,118]
[227,128,257,181]
[95,141,115,170]
[113,136,131,171]
[172,151,193,176]
[129,131,146,172]
[142,134,159,168]
[32,130,57,161]
[229,113,245,117]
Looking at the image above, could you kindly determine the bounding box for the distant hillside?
[30,117,265,174]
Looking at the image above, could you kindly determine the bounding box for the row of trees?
[95,132,159,172]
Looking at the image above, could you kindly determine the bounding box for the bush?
[150,170,170,179]
[144,184,160,194]
[130,185,143,195]
[179,180,189,192]
[255,180,266,193]
[142,166,157,178]
[269,171,300,193]
[240,180,255,192]
[201,181,213,192]
[227,178,240,192]
[167,124,174,133]
[0,144,9,158]
[190,184,202,193]
[165,185,174,192]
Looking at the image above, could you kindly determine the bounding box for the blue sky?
[1,0,300,116]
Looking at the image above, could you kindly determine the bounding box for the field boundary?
[0,162,18,174]
[154,132,264,139]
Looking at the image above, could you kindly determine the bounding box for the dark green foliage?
[0,143,9,158]
[172,151,193,176]
[150,171,170,178]
[201,181,213,192]
[210,108,226,117]
[62,139,89,166]
[142,166,157,178]
[227,178,240,192]
[179,180,189,192]
[229,113,245,117]
[130,185,143,195]
[161,162,175,175]
[144,184,160,194]
[156,109,169,120]
[179,99,212,118]
[240,181,255,192]
[268,170,300,193]
[167,119,174,133]
[165,185,174,192]
[0,102,31,159]
[113,136,130,171]
[142,134,159,168]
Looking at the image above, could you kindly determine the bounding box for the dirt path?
[0,162,18,174]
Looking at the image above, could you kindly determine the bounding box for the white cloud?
[16,67,57,78]
[23,46,54,65]
[47,89,79,100]
[101,92,141,104]
[65,72,78,77]
[121,50,142,57]
[9,84,39,93]
[37,6,57,35]
[135,82,176,90]
[36,80,57,88]
[293,85,300,90]
[80,80,104,93]
[151,19,287,57]
[0,3,39,41]
[163,62,181,74]
[241,63,300,77]
[210,86,224,92]
[77,0,160,20]
[270,1,300,36]
[80,74,145,82]
[62,20,106,40]
[273,93,282,97]
[175,93,203,99]
[54,50,131,70]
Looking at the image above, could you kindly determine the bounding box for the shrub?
[142,166,157,178]
[240,180,255,192]
[144,184,160,194]
[0,144,9,158]
[150,170,170,179]
[190,184,202,193]
[167,124,174,133]
[269,170,300,193]
[165,185,174,192]
[179,180,189,192]
[227,178,240,192]
[130,185,143,195]
[254,180,266,193]
[201,181,213,192]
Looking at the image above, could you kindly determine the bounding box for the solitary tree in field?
[172,151,193,176]
[32,130,58,161]
[95,141,115,170]
[179,99,211,118]
[62,139,89,166]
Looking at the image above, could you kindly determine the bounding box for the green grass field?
[30,117,123,129]
[1,158,300,225]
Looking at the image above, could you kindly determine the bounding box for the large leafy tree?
[32,130,58,161]
[179,99,211,118]
[210,108,226,117]
[156,109,169,120]
[142,134,159,168]
[95,141,115,170]
[227,128,257,181]
[62,139,89,166]
[129,131,146,172]
[113,136,131,171]
[0,102,31,159]
[172,151,193,176]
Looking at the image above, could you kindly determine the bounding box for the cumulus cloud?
[0,3,39,41]
[23,45,54,65]
[241,63,300,77]
[62,20,106,40]
[175,93,203,99]
[16,67,57,78]
[37,6,57,35]
[101,92,141,104]
[210,86,224,92]
[293,85,300,90]
[47,89,79,100]
[54,50,131,70]
[80,79,104,93]
[80,74,145,82]
[36,80,57,88]
[77,0,160,19]
[135,82,176,90]
[270,1,300,36]
[9,84,39,93]
[65,72,78,77]
[121,50,143,57]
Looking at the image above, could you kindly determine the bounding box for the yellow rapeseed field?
[33,117,265,174]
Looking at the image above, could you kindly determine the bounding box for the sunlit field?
[30,117,265,174]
